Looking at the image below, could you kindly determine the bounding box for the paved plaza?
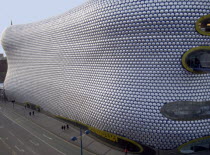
[0,99,130,155]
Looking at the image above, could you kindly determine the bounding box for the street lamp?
[71,128,90,155]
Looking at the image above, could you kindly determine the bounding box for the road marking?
[1,106,78,146]
[30,139,39,146]
[1,103,94,155]
[3,113,66,155]
[0,137,17,155]
[43,134,52,140]
[15,145,25,152]
[30,149,37,155]
[9,131,15,136]
[17,138,24,145]
[11,108,80,146]
[0,137,11,150]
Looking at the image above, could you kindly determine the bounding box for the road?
[0,101,93,155]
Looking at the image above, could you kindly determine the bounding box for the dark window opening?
[196,14,210,36]
[198,17,210,32]
[179,137,210,154]
[186,49,210,72]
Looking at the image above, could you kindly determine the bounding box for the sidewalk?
[0,99,133,155]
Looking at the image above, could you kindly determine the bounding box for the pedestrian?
[67,124,69,129]
[29,112,31,116]
[63,125,66,130]
[32,111,34,115]
[124,147,128,155]
[25,105,26,109]
[61,126,63,130]
[12,100,15,108]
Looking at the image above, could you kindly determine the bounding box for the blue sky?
[0,0,87,55]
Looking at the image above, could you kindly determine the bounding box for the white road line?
[3,113,66,155]
[43,134,52,140]
[0,137,12,150]
[30,149,37,155]
[1,104,94,154]
[15,145,25,152]
[9,131,15,136]
[30,139,39,146]
[17,138,24,145]
[3,108,81,149]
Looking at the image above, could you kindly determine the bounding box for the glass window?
[196,14,210,36]
[179,136,210,154]
[182,46,210,73]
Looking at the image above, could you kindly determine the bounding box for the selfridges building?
[1,0,210,154]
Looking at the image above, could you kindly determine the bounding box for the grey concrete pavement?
[0,100,93,155]
[0,99,128,155]
[0,137,14,155]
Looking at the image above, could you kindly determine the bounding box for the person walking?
[32,111,34,115]
[124,147,128,155]
[67,124,69,129]
[29,112,31,116]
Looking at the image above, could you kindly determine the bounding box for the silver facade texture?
[1,0,210,150]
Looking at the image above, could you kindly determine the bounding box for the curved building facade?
[1,0,210,152]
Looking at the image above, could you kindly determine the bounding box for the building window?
[182,46,210,73]
[179,136,210,154]
[196,14,210,36]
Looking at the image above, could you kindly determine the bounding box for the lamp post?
[71,128,90,155]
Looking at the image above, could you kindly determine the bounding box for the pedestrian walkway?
[0,99,133,155]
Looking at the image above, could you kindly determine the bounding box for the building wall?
[1,0,210,150]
